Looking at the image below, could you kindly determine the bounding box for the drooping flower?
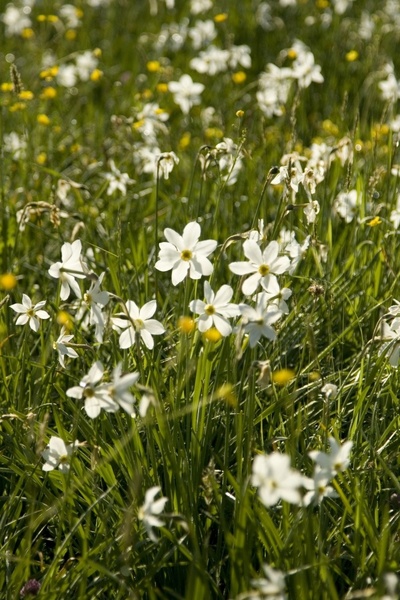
[251,452,304,506]
[229,239,290,296]
[155,222,217,285]
[138,486,168,541]
[48,239,88,300]
[10,294,50,332]
[42,436,79,473]
[189,281,239,336]
[112,300,165,350]
[156,151,179,179]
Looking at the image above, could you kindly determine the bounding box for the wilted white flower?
[157,151,179,179]
[10,294,50,332]
[42,436,79,474]
[155,222,217,285]
[112,300,165,350]
[321,383,338,400]
[138,486,168,541]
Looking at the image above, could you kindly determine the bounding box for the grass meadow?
[1,0,400,598]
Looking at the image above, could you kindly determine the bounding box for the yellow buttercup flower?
[178,316,195,334]
[214,13,228,23]
[0,273,17,290]
[346,50,359,62]
[204,327,222,343]
[367,216,382,227]
[272,369,296,386]
[232,71,246,84]
[37,114,50,126]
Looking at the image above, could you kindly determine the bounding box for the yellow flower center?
[204,304,215,315]
[134,318,144,331]
[258,264,270,276]
[181,249,192,261]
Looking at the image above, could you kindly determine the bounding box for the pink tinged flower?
[189,281,239,336]
[138,486,168,541]
[229,239,290,296]
[66,361,106,418]
[10,294,50,332]
[239,293,283,348]
[309,437,353,476]
[48,239,88,300]
[251,453,304,506]
[112,300,165,350]
[155,221,217,286]
[42,436,79,474]
[53,327,79,368]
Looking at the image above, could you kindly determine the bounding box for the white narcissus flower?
[83,272,110,342]
[302,467,338,506]
[379,318,400,367]
[101,363,140,416]
[168,74,205,114]
[251,453,304,506]
[156,151,179,179]
[42,436,79,474]
[229,239,290,296]
[10,294,50,332]
[250,564,287,600]
[66,361,107,418]
[53,327,79,368]
[138,486,168,541]
[309,437,353,477]
[48,239,88,300]
[155,222,217,286]
[112,300,165,350]
[239,293,283,348]
[189,281,239,336]
[104,160,135,196]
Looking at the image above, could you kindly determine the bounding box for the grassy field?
[1,0,400,598]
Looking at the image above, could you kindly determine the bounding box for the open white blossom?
[10,294,50,332]
[189,281,239,336]
[251,453,304,506]
[302,468,338,506]
[239,293,283,348]
[104,160,135,195]
[48,239,88,300]
[309,437,353,477]
[155,222,217,285]
[229,239,290,296]
[66,361,107,418]
[42,436,79,474]
[168,74,205,114]
[112,300,165,350]
[138,486,168,541]
[53,327,79,368]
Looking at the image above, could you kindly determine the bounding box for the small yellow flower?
[142,89,153,100]
[179,132,191,150]
[1,83,13,92]
[37,14,47,22]
[346,50,359,62]
[214,383,237,407]
[322,119,339,136]
[205,127,224,139]
[9,102,26,112]
[47,15,59,23]
[37,114,50,126]
[0,273,17,290]
[21,28,34,39]
[214,13,228,22]
[90,69,103,81]
[272,369,296,386]
[93,48,102,58]
[236,109,244,118]
[65,29,77,40]
[178,316,195,334]
[40,66,59,79]
[232,71,246,84]
[36,152,47,165]
[40,86,57,99]
[18,90,34,101]
[308,371,321,382]
[316,0,329,7]
[57,310,74,330]
[71,143,81,153]
[287,48,297,60]
[204,327,222,343]
[147,60,161,73]
[367,216,382,227]
[156,82,168,93]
